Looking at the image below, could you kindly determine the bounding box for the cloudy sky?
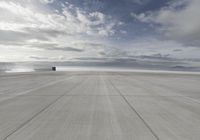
[0,0,200,68]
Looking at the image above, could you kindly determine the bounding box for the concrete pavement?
[0,71,200,140]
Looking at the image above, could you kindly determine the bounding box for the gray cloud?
[75,57,109,61]
[173,49,182,52]
[71,56,194,71]
[29,56,49,60]
[23,28,66,38]
[133,0,200,46]
[28,43,58,49]
[43,46,84,52]
[76,42,106,47]
[28,42,84,52]
[0,30,49,45]
[137,53,173,61]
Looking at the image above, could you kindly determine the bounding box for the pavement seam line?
[2,76,73,96]
[109,79,160,140]
[3,77,85,140]
[123,75,200,105]
[0,75,75,103]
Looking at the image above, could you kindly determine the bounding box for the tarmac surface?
[0,71,200,140]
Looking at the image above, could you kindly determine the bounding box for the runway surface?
[0,71,200,140]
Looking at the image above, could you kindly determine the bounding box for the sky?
[0,0,200,69]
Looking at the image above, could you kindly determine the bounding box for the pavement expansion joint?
[2,78,85,140]
[109,79,160,140]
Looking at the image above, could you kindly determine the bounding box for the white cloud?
[0,1,120,37]
[0,0,200,67]
[40,0,55,4]
[0,0,122,61]
[133,0,200,45]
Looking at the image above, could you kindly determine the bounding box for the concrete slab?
[0,71,200,140]
[5,82,156,140]
[125,96,200,140]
